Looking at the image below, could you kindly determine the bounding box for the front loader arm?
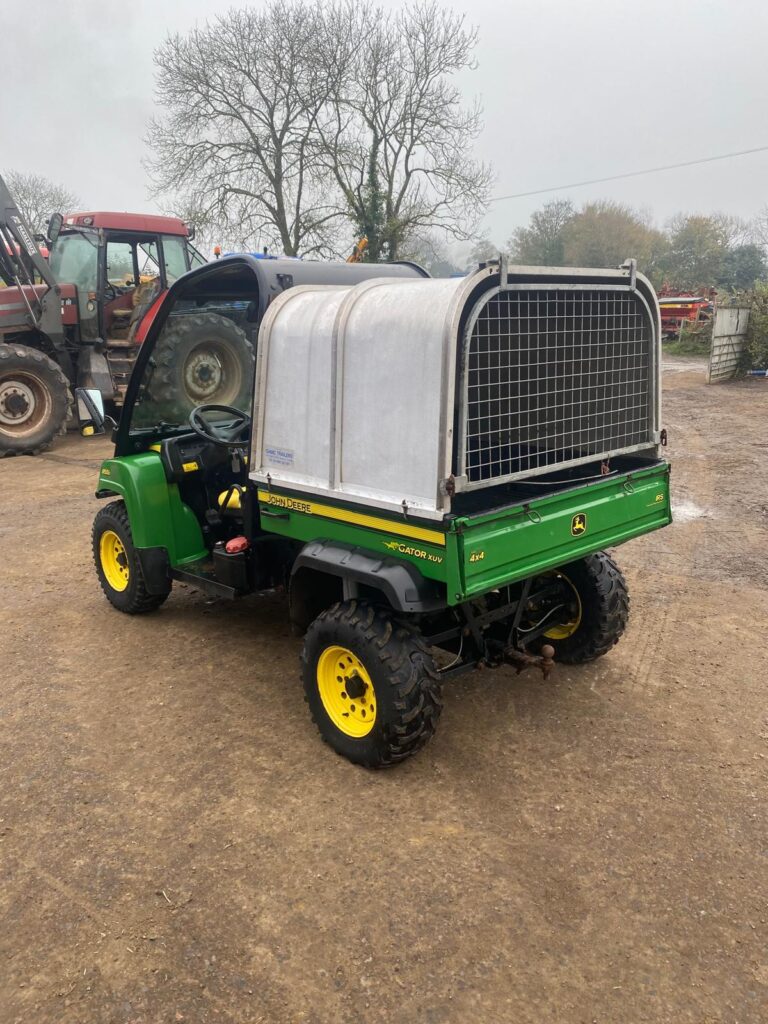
[0,173,69,372]
[0,174,59,291]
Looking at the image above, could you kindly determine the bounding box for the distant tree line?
[474,199,768,292]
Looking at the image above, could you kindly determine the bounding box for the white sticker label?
[265,445,295,466]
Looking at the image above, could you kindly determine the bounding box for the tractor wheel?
[301,600,443,768]
[531,552,629,664]
[0,344,70,456]
[92,500,170,614]
[147,313,254,412]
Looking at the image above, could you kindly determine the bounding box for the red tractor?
[0,174,253,456]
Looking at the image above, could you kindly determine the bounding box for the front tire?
[537,552,629,664]
[0,344,69,456]
[301,601,442,768]
[92,501,170,614]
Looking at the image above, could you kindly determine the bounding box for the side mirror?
[75,387,106,436]
[187,224,196,242]
[48,212,64,247]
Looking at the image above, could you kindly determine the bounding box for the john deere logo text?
[383,540,443,564]
[263,493,312,514]
[571,513,587,536]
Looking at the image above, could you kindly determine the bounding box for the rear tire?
[92,500,170,614]
[538,552,629,664]
[147,313,254,413]
[301,601,442,768]
[0,344,69,456]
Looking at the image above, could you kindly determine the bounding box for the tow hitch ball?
[502,644,556,680]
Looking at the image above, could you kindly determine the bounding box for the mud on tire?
[301,600,443,768]
[0,344,70,456]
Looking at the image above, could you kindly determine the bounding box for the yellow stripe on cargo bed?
[257,489,446,546]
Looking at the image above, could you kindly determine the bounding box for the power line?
[490,145,768,203]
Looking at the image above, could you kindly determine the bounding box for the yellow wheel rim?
[100,529,130,592]
[543,572,582,640]
[316,645,377,738]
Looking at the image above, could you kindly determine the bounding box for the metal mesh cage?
[460,286,654,485]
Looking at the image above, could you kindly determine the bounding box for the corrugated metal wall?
[707,307,750,383]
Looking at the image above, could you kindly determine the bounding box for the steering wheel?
[189,404,251,448]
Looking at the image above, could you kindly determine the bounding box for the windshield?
[49,232,98,294]
[130,296,256,433]
[161,235,191,282]
[106,240,135,286]
[138,240,161,279]
[187,243,208,269]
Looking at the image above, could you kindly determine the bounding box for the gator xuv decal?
[383,540,443,564]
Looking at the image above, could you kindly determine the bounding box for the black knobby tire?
[147,313,254,412]
[0,344,70,456]
[542,552,629,664]
[301,601,443,768]
[92,500,170,614]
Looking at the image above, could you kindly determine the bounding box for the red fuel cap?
[225,536,250,554]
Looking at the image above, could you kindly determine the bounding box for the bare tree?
[168,196,265,261]
[5,170,79,235]
[318,1,491,261]
[713,212,751,248]
[750,205,768,252]
[147,4,343,257]
[397,230,462,276]
[147,1,490,261]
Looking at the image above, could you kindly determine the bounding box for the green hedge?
[744,283,768,371]
[664,320,713,357]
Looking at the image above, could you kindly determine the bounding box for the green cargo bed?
[445,460,671,602]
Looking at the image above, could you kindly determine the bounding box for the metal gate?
[707,306,750,384]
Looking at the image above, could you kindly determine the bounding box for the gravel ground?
[0,358,766,1023]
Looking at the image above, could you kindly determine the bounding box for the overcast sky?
[4,0,768,248]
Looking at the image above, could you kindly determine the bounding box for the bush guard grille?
[460,287,654,485]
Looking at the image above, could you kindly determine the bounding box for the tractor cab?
[0,168,215,455]
[49,212,206,341]
[48,212,207,400]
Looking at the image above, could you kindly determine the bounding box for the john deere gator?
[83,254,671,767]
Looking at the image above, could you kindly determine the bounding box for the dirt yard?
[1,358,766,1024]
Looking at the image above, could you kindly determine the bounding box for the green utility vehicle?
[84,255,671,767]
